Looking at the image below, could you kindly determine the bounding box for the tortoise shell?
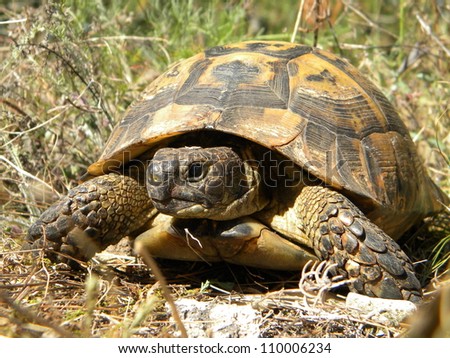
[88,41,443,238]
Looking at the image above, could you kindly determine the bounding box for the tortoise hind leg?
[297,185,422,302]
[25,173,154,264]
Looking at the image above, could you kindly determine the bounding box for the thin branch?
[416,14,450,57]
[134,241,188,338]
[342,0,397,39]
[291,0,306,43]
[0,18,27,25]
[84,35,168,44]
[0,155,58,195]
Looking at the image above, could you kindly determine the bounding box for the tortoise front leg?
[25,173,154,263]
[297,186,422,302]
[135,216,316,270]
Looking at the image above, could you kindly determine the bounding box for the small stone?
[169,298,261,338]
[346,292,417,326]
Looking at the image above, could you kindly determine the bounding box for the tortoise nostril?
[146,161,172,202]
[150,171,163,184]
[147,162,165,185]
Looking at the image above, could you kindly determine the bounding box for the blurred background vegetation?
[0,0,448,337]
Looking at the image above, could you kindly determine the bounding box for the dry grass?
[1,0,449,338]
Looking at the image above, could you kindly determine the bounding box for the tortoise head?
[146,146,268,220]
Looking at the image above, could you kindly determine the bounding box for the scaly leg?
[297,186,422,302]
[25,173,154,263]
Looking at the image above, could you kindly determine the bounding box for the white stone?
[168,298,261,338]
[345,292,417,326]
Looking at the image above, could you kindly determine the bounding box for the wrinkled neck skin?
[217,147,269,220]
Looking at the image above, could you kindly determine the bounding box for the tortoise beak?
[146,160,173,202]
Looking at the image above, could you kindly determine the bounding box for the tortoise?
[26,41,448,302]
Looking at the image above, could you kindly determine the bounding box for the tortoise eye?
[187,162,204,181]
